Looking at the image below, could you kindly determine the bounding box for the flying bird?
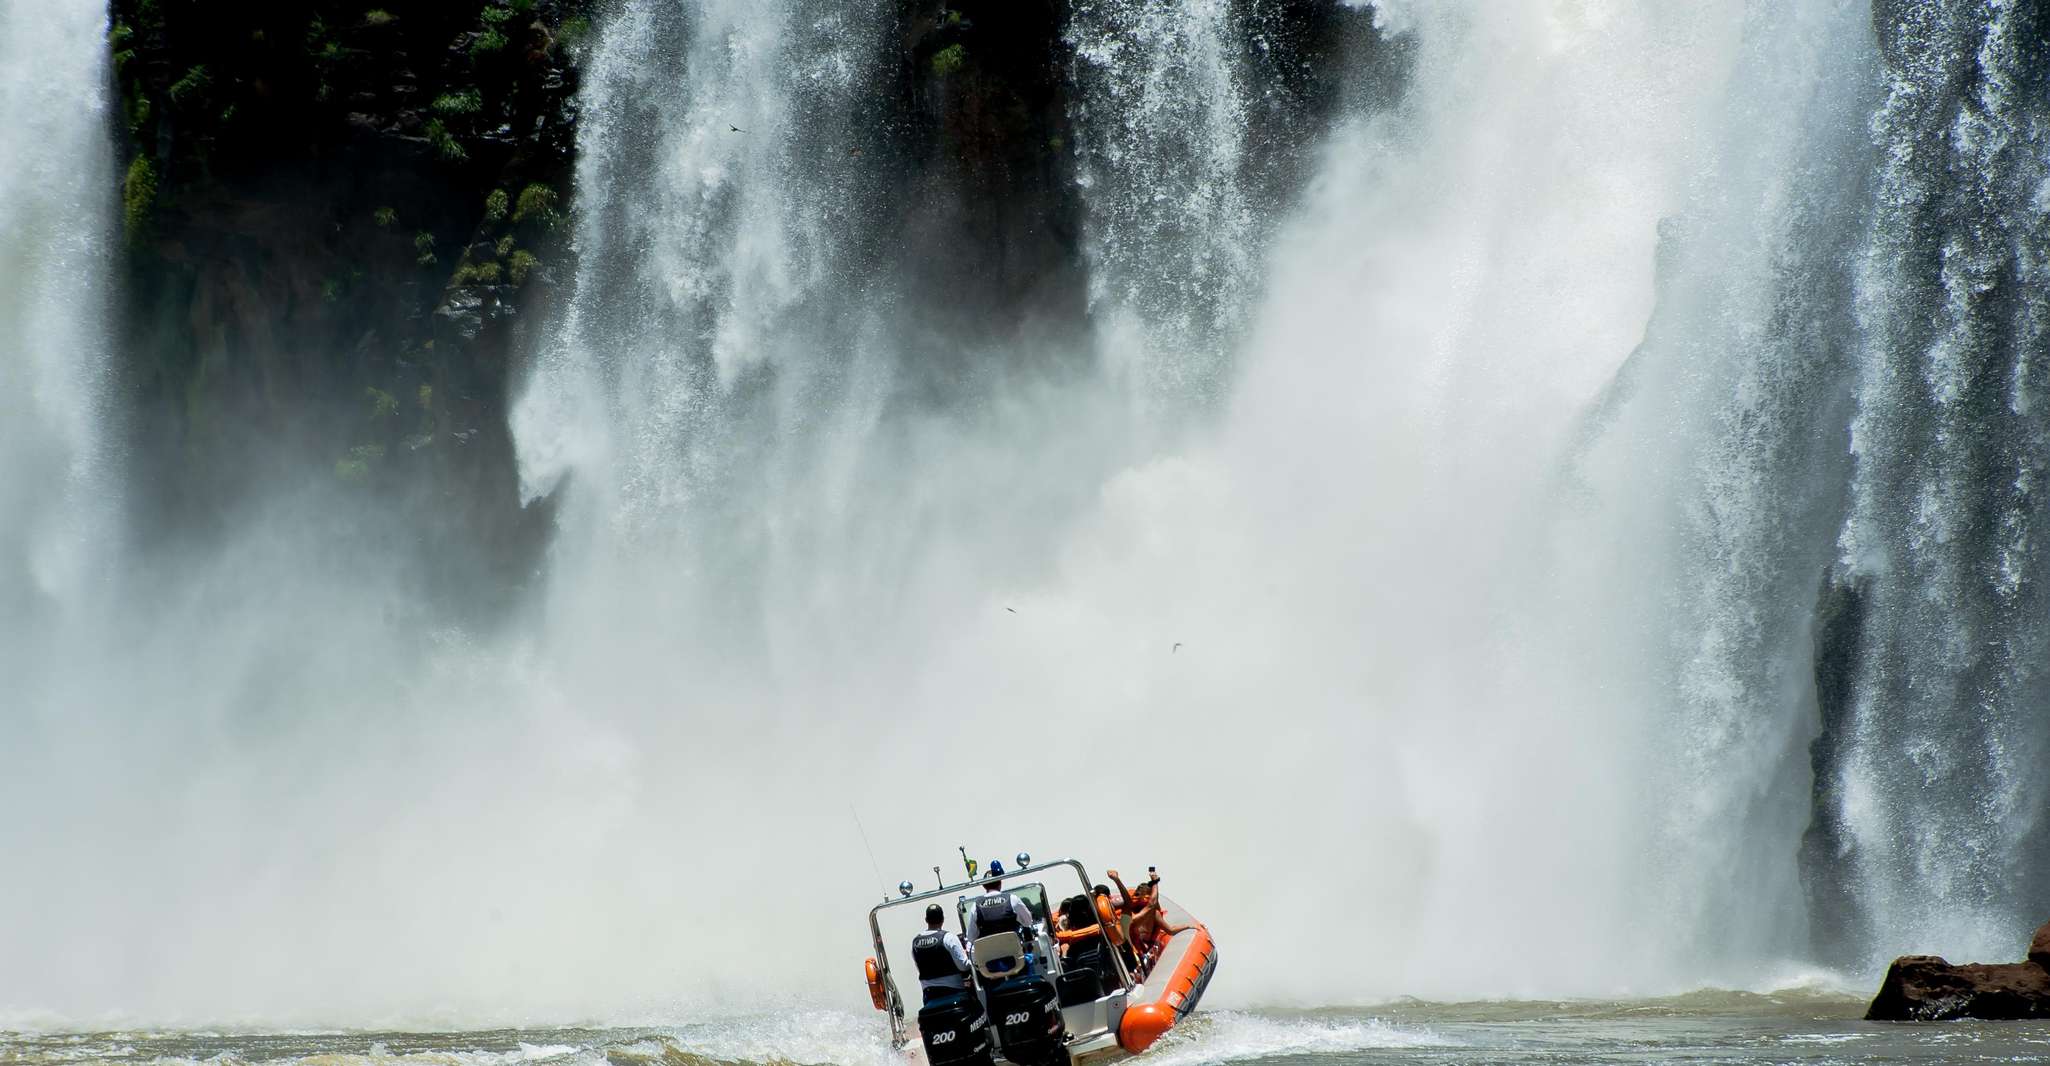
[1173,642,1183,653]
[729,124,746,133]
[1005,607,1017,614]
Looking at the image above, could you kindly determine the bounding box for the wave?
[0,1009,1454,1066]
[1136,1012,1455,1066]
[0,988,1887,1066]
[0,1012,914,1066]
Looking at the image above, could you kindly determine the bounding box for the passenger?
[1053,894,1115,1000]
[1124,878,1190,973]
[963,860,1038,943]
[1105,869,1145,915]
[1057,892,1132,974]
[1092,884,1139,973]
[1054,894,1101,954]
[910,903,974,1004]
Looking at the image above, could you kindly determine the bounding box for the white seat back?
[974,931,1026,980]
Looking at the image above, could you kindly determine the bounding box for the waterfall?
[0,0,116,665]
[1066,0,1258,404]
[1816,0,2050,966]
[7,0,2050,1025]
[1097,0,1787,997]
[1563,0,1881,974]
[513,0,891,517]
[1568,0,2050,971]
[510,0,948,715]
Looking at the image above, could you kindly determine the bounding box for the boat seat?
[1056,966,1103,1007]
[975,931,1028,981]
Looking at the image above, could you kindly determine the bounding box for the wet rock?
[434,289,485,342]
[1867,922,2050,1021]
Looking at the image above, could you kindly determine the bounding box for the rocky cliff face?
[111,0,587,605]
[109,0,590,598]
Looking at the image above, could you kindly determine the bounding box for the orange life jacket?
[1095,893,1128,945]
[1055,922,1103,944]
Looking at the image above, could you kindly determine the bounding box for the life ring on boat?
[864,957,888,1011]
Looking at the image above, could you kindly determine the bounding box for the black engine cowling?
[985,978,1065,1066]
[918,994,993,1066]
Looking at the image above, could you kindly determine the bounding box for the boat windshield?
[960,882,1050,925]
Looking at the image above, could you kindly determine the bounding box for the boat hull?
[1114,895,1218,1056]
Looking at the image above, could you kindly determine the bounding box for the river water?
[9,997,2050,1066]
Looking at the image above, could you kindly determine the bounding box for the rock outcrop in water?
[1866,922,2050,1020]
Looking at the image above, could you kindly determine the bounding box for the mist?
[7,0,2049,1030]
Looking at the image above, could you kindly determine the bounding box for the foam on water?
[1138,1011,1455,1065]
[642,1011,901,1066]
[0,1013,1452,1066]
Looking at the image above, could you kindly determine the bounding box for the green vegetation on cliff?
[108,0,588,595]
[121,156,157,243]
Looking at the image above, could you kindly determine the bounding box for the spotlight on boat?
[1015,852,1031,869]
[898,881,915,897]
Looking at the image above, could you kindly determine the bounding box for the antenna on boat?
[850,804,888,902]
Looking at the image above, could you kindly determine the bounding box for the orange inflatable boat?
[863,855,1218,1066]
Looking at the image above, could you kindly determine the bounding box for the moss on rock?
[121,155,157,243]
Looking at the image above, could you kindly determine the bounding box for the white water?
[1067,0,1258,405]
[1561,0,1882,974]
[1824,0,2050,964]
[1028,0,1771,999]
[503,0,1817,1007]
[0,0,116,674]
[3,0,2045,1029]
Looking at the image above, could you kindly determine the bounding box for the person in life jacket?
[1053,894,1099,951]
[1091,884,1139,973]
[911,903,974,1004]
[963,859,1038,943]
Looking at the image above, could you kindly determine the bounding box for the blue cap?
[988,859,1005,877]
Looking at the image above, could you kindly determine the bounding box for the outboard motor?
[986,977,1066,1066]
[917,993,993,1066]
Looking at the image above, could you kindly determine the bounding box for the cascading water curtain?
[0,0,116,684]
[1065,0,1259,405]
[512,0,894,665]
[1580,0,2050,972]
[1815,0,2050,968]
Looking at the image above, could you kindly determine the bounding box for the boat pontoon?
[862,855,1218,1066]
